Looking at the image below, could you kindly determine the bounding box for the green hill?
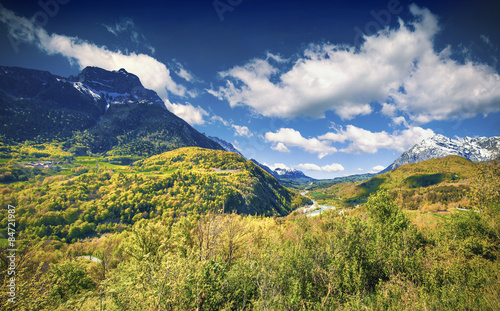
[0,147,310,243]
[311,155,478,210]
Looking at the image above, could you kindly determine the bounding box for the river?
[298,191,336,216]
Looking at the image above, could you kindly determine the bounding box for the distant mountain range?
[251,160,314,181]
[0,66,222,156]
[381,134,500,174]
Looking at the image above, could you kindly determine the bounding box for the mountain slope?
[207,137,315,184]
[0,66,222,155]
[136,147,310,215]
[315,155,478,209]
[0,66,106,142]
[208,136,244,157]
[381,134,500,173]
[0,147,311,241]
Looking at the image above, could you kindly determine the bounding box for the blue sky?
[1,0,499,178]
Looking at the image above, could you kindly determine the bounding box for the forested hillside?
[1,159,499,310]
[0,145,309,244]
[309,155,479,210]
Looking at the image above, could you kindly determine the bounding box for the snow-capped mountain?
[250,160,313,180]
[381,134,500,173]
[274,167,312,179]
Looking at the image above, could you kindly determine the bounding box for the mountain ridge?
[208,136,244,157]
[381,134,500,173]
[0,65,222,155]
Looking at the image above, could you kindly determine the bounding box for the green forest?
[0,142,499,310]
[306,155,479,211]
[0,145,309,244]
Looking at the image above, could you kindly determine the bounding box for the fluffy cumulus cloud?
[232,124,254,137]
[164,100,208,125]
[371,165,386,173]
[265,128,337,159]
[321,163,345,173]
[0,5,210,125]
[296,163,321,171]
[210,4,500,123]
[272,142,290,153]
[267,125,434,157]
[297,163,344,173]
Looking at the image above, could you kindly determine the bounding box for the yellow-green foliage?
[0,147,309,243]
[18,142,73,160]
[314,155,479,210]
[2,183,499,310]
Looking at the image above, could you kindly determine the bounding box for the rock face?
[208,136,244,157]
[71,67,162,104]
[381,134,500,173]
[0,65,222,154]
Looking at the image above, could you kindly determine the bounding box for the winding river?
[298,191,336,216]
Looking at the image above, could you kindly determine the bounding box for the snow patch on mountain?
[381,134,500,173]
[70,67,164,107]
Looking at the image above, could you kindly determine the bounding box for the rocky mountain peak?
[0,65,222,153]
[70,66,162,104]
[381,134,500,173]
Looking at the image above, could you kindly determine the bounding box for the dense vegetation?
[309,155,477,210]
[0,145,309,244]
[1,158,499,310]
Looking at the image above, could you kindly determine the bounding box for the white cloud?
[296,163,321,171]
[265,128,337,159]
[381,103,397,117]
[210,115,230,126]
[266,163,289,170]
[173,61,197,83]
[266,125,434,157]
[271,142,290,153]
[319,125,435,154]
[164,100,208,125]
[209,4,500,123]
[297,162,344,173]
[370,165,386,173]
[176,67,194,82]
[392,116,408,127]
[480,35,493,49]
[232,124,254,137]
[266,52,288,63]
[321,163,345,173]
[0,5,186,100]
